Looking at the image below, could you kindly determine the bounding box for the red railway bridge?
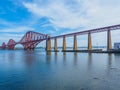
[0,24,120,51]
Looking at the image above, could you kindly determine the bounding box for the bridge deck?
[50,24,120,39]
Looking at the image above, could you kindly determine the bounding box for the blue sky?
[0,0,120,47]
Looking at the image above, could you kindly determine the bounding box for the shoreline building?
[114,43,120,50]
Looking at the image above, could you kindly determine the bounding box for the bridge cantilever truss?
[0,31,47,50]
[19,31,46,50]
[7,39,16,49]
[1,42,6,49]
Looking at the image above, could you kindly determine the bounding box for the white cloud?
[23,0,90,29]
[0,26,35,45]
[0,19,14,26]
[0,26,35,33]
[23,0,120,30]
[83,0,120,27]
[0,33,24,45]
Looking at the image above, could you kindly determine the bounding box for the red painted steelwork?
[7,39,16,49]
[0,31,46,50]
[19,31,46,50]
[1,42,6,49]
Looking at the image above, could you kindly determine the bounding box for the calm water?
[0,50,120,90]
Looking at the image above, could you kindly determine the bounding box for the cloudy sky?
[0,0,120,47]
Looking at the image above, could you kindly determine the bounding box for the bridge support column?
[62,36,66,51]
[107,30,112,50]
[88,32,92,50]
[73,35,77,50]
[46,35,51,51]
[8,45,15,50]
[54,38,58,51]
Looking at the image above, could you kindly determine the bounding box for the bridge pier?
[8,45,15,50]
[23,44,30,50]
[30,44,35,50]
[62,36,66,51]
[54,38,58,51]
[73,35,77,50]
[107,30,112,50]
[88,32,92,50]
[46,35,51,51]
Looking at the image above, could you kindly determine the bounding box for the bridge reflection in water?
[0,50,120,90]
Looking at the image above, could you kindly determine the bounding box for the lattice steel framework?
[7,39,16,49]
[20,31,46,50]
[1,42,6,49]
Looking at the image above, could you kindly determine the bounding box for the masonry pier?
[107,30,112,50]
[46,35,51,51]
[88,32,92,50]
[54,38,59,52]
[73,35,77,51]
[62,36,66,51]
